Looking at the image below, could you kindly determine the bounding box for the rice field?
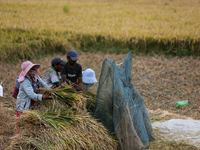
[1,0,200,39]
[1,0,200,149]
[0,0,200,62]
[1,52,200,149]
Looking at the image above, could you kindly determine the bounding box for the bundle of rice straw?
[39,85,87,111]
[7,86,117,150]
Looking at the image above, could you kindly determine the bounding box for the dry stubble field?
[1,52,200,119]
[0,52,200,149]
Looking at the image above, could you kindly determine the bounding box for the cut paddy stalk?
[7,86,117,150]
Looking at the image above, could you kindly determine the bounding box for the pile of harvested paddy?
[5,88,117,150]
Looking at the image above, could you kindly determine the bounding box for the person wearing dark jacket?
[61,50,83,91]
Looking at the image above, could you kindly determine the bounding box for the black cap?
[51,57,67,66]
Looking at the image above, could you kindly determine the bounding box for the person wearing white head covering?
[82,68,97,90]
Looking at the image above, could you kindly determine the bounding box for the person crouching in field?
[82,68,98,90]
[61,50,83,91]
[42,57,67,88]
[16,61,51,118]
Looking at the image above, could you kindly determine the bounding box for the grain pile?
[2,87,117,150]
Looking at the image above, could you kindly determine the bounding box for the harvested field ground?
[0,52,200,149]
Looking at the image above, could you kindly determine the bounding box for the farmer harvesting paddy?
[42,56,67,88]
[0,0,200,149]
[61,50,83,91]
[16,61,51,116]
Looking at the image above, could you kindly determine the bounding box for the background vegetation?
[0,0,200,62]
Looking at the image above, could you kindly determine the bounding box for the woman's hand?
[42,95,52,100]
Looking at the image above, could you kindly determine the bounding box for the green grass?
[63,5,70,14]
